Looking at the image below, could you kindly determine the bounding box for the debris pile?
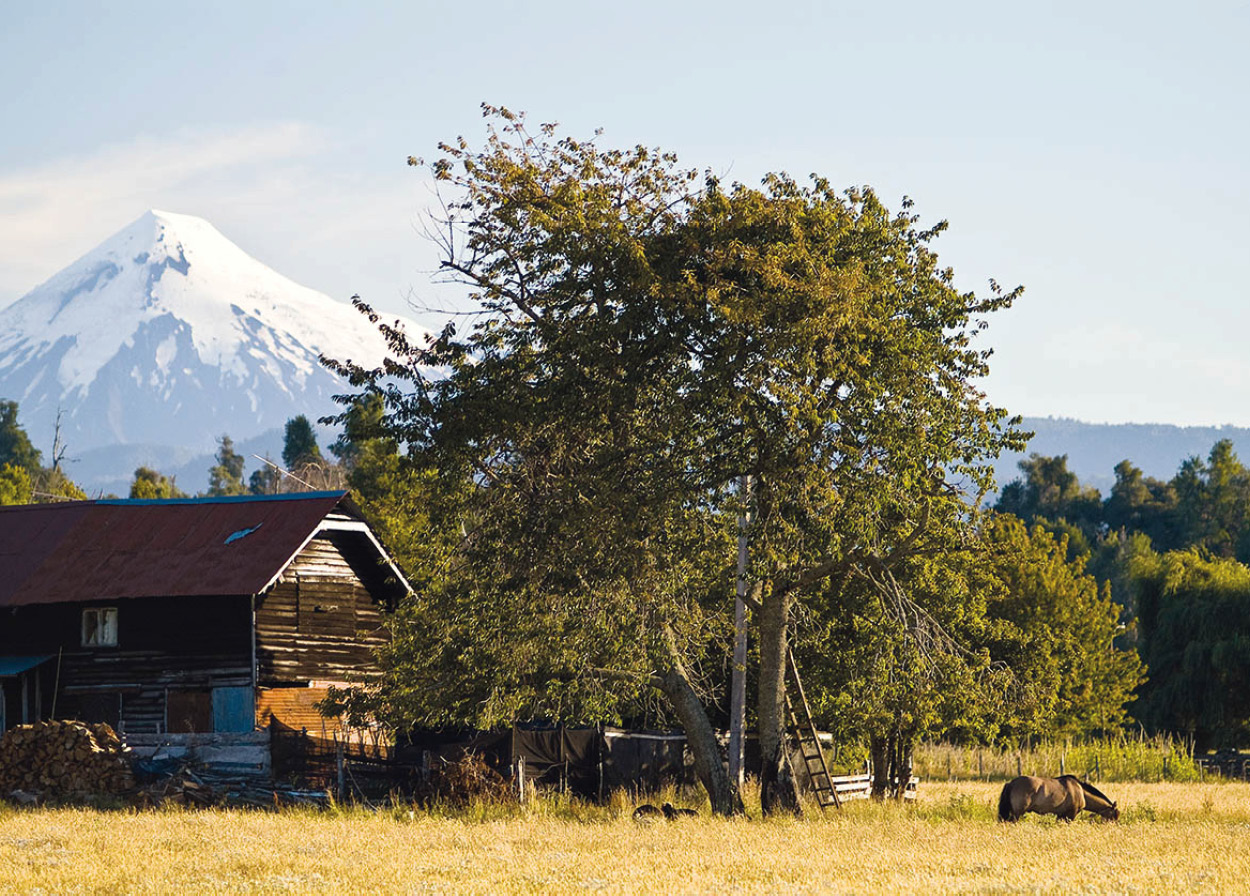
[0,720,134,799]
[423,753,513,806]
[130,764,328,809]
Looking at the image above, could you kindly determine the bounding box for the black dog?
[632,802,698,821]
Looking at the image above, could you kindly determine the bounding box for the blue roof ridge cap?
[96,490,347,507]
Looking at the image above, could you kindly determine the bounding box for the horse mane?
[1075,779,1114,805]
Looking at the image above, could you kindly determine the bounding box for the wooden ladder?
[785,647,840,810]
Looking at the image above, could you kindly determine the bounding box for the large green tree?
[983,515,1144,740]
[1130,546,1250,749]
[643,172,1028,811]
[329,107,1025,814]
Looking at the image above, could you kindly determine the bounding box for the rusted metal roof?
[0,491,385,607]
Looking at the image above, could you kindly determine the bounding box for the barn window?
[81,607,118,647]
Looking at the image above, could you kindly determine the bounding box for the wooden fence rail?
[828,773,919,801]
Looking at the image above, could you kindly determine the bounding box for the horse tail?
[997,780,1014,822]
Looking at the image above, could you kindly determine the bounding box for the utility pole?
[728,475,750,787]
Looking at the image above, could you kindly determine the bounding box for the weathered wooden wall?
[0,531,396,735]
[256,686,338,734]
[255,535,389,689]
[0,596,251,734]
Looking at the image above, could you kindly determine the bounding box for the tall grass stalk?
[913,733,1200,782]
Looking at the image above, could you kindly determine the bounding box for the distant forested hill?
[993,417,1250,495]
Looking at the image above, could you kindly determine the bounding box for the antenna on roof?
[251,455,316,492]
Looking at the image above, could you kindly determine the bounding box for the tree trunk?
[757,589,802,816]
[869,730,912,800]
[869,732,892,800]
[656,627,744,817]
[895,738,913,802]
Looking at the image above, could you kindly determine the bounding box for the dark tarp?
[399,728,514,778]
[512,725,604,796]
[602,728,691,793]
[398,725,694,800]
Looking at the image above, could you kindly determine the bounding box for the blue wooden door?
[212,687,254,733]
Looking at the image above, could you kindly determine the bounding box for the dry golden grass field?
[3,781,1249,894]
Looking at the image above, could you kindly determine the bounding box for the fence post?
[1016,754,1022,777]
[336,738,346,803]
[516,756,527,803]
[1060,754,1065,776]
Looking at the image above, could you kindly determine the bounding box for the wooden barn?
[0,491,408,736]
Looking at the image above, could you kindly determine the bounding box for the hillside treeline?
[997,441,1250,750]
[0,397,343,502]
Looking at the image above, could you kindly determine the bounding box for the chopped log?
[0,720,134,800]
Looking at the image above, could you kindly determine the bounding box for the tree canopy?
[282,415,322,470]
[327,106,1029,813]
[0,401,41,473]
[129,466,186,500]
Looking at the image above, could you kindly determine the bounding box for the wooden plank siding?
[255,536,390,688]
[0,596,251,734]
[0,527,397,736]
[256,686,340,735]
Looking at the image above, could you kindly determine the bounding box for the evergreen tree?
[995,453,1104,547]
[0,400,42,473]
[1131,547,1250,749]
[282,416,322,470]
[1104,460,1177,549]
[206,435,247,496]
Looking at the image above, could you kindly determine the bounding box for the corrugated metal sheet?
[0,492,350,607]
[0,655,53,676]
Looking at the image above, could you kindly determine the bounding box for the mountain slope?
[0,211,422,476]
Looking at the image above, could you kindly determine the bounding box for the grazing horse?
[998,775,1120,823]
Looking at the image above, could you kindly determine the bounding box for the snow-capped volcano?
[0,210,422,463]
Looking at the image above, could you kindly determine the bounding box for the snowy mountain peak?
[0,211,423,469]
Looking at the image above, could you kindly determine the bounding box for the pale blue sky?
[2,1,1248,426]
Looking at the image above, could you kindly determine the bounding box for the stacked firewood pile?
[0,720,135,798]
